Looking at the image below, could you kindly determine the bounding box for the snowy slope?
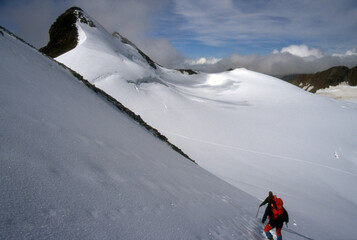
[0,27,267,239]
[55,9,357,240]
[316,83,357,103]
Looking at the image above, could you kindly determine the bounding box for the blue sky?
[152,0,357,57]
[1,0,357,74]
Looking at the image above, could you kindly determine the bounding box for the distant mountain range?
[281,66,357,93]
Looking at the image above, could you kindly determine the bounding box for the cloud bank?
[182,45,357,76]
[275,45,324,58]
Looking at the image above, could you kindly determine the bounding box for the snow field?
[55,14,357,239]
[1,27,268,239]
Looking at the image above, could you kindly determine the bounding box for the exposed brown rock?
[286,66,357,93]
[40,7,95,58]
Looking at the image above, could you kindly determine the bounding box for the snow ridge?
[2,24,194,163]
[1,25,266,240]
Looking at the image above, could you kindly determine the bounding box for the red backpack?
[271,196,284,219]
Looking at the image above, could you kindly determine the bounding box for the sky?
[1,0,357,75]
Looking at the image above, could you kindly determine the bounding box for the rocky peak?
[40,7,94,58]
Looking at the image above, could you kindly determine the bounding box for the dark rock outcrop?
[112,32,157,69]
[40,7,95,58]
[285,66,357,93]
[176,69,198,75]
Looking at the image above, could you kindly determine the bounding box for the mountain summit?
[40,7,158,70]
[40,7,84,58]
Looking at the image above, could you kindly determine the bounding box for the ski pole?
[256,206,260,218]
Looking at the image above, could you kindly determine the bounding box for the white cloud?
[276,45,324,58]
[184,57,222,65]
[332,48,357,58]
[183,46,357,76]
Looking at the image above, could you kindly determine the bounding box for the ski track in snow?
[164,130,357,178]
[91,72,123,84]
